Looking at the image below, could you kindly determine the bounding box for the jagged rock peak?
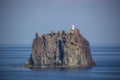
[35,32,40,38]
[23,26,95,68]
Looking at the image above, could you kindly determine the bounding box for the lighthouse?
[72,25,75,30]
[70,25,75,34]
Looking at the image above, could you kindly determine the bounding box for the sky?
[0,0,120,46]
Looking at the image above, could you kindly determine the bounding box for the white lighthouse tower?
[70,25,76,34]
[72,25,75,30]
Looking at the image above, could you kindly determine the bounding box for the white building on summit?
[72,25,75,30]
[70,25,75,33]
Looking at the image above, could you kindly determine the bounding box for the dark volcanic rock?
[24,27,95,68]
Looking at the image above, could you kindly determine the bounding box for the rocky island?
[24,26,95,68]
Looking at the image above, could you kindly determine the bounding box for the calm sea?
[0,45,120,80]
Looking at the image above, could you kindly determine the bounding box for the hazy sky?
[0,0,120,45]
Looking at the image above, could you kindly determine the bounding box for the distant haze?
[0,0,120,45]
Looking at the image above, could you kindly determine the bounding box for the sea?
[0,44,120,80]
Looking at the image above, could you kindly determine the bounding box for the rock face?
[24,27,95,68]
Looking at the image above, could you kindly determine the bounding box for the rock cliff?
[24,27,95,68]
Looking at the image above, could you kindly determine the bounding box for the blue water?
[0,45,120,80]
